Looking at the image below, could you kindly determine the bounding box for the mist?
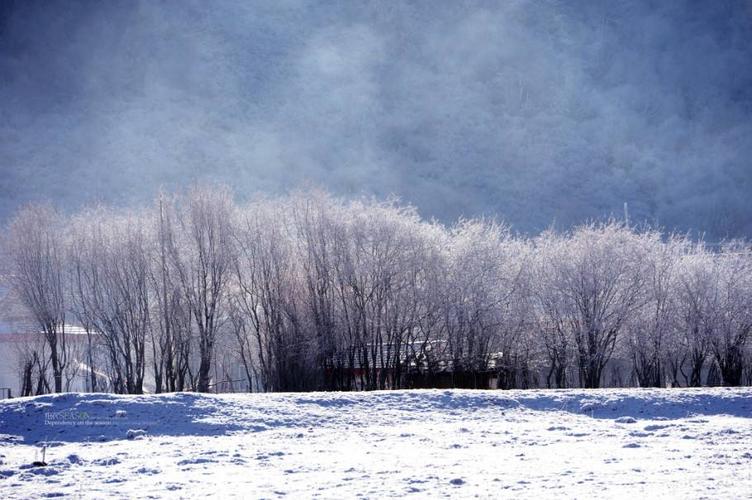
[1,0,751,238]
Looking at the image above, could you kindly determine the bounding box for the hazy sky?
[1,0,751,237]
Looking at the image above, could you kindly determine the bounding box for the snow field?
[0,388,750,498]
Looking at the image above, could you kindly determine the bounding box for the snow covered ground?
[1,388,751,498]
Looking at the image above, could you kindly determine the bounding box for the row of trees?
[2,186,751,395]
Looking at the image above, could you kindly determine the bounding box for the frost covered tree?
[68,209,152,394]
[5,205,68,393]
[149,195,194,393]
[291,193,342,389]
[673,246,715,387]
[542,222,649,388]
[532,231,574,388]
[701,243,752,386]
[433,220,526,388]
[4,187,752,393]
[332,200,426,390]
[624,234,685,387]
[67,212,103,392]
[169,186,235,393]
[232,198,309,391]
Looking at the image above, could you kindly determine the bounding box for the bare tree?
[545,222,648,388]
[69,209,151,394]
[67,212,103,392]
[532,231,574,388]
[705,243,752,386]
[674,246,714,386]
[5,205,68,393]
[15,332,51,396]
[434,220,525,388]
[4,187,752,394]
[625,233,685,387]
[233,198,310,391]
[170,186,235,392]
[148,195,195,392]
[291,192,346,390]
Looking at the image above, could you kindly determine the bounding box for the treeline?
[2,186,751,395]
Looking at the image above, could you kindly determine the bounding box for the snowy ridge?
[0,388,751,498]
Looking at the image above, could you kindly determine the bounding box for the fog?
[1,0,751,238]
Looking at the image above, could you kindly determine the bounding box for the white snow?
[0,388,751,498]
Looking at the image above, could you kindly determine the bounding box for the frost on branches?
[2,187,751,395]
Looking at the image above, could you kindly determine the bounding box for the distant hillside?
[1,0,751,237]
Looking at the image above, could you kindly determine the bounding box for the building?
[0,324,107,398]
